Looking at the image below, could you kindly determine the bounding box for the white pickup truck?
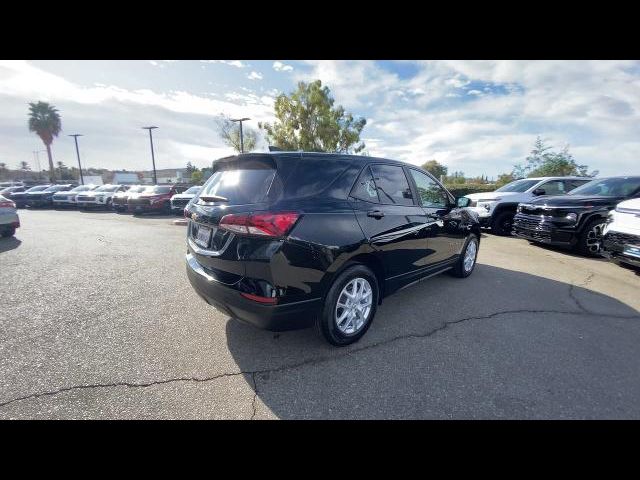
[465,176,592,235]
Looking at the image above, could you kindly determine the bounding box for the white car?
[76,184,129,209]
[603,198,640,269]
[465,176,592,235]
[52,184,99,207]
[170,185,201,214]
[0,194,19,237]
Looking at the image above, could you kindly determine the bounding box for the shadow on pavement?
[0,236,21,253]
[225,264,640,419]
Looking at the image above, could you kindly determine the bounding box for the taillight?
[0,200,15,208]
[240,292,278,304]
[219,212,300,237]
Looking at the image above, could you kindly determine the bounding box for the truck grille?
[513,214,552,242]
[604,231,640,248]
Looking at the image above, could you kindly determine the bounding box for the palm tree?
[28,101,62,182]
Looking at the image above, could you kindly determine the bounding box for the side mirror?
[533,188,546,196]
[456,197,471,208]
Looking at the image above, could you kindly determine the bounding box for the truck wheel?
[576,218,607,257]
[491,211,515,236]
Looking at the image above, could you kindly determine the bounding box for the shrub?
[445,183,496,198]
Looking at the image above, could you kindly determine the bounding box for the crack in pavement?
[569,272,596,312]
[2,306,638,417]
[250,372,259,420]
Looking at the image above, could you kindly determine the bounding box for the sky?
[1,60,639,178]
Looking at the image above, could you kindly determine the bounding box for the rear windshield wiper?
[199,195,229,203]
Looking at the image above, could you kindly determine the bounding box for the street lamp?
[230,117,250,153]
[142,126,158,184]
[33,150,46,180]
[68,134,85,185]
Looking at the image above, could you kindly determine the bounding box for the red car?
[127,184,190,214]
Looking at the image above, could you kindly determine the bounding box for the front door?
[350,164,434,285]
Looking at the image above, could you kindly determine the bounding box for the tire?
[1,227,16,238]
[576,217,607,257]
[491,210,515,236]
[449,235,479,278]
[317,264,379,346]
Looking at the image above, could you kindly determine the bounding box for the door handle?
[367,209,385,219]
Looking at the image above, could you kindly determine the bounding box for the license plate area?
[194,223,215,249]
[623,244,640,259]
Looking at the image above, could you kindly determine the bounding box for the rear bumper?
[0,211,19,229]
[186,252,320,331]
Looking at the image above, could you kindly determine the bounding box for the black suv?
[185,152,481,346]
[513,176,640,256]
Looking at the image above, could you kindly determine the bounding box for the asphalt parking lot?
[1,209,640,419]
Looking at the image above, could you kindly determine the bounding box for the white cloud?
[273,61,293,72]
[201,60,248,68]
[247,71,263,80]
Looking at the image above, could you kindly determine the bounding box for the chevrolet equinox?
[185,152,481,346]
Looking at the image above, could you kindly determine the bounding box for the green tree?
[216,116,258,153]
[19,160,31,171]
[186,161,197,176]
[191,170,204,184]
[0,162,7,180]
[496,172,516,187]
[259,80,366,153]
[514,137,597,178]
[28,101,62,182]
[421,160,448,180]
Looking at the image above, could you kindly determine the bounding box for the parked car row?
[0,183,202,215]
[464,175,640,269]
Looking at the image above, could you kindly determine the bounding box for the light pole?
[230,117,250,153]
[68,134,85,185]
[142,126,158,184]
[33,150,45,180]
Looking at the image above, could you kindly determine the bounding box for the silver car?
[0,194,20,237]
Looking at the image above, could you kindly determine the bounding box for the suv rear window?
[199,157,276,205]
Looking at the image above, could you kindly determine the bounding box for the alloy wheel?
[335,277,373,335]
[464,239,478,273]
[586,222,605,254]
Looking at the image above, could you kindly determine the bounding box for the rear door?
[350,163,433,282]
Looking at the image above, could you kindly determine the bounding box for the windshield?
[496,179,540,193]
[27,185,50,192]
[127,186,146,193]
[44,185,69,192]
[95,185,119,192]
[71,185,92,192]
[184,186,201,194]
[568,177,640,197]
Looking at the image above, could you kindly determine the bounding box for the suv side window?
[565,179,590,191]
[370,164,414,206]
[409,169,450,208]
[539,180,566,195]
[350,166,379,203]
